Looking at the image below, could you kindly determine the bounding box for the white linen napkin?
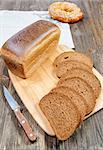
[0,10,74,48]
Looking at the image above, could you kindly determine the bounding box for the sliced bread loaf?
[53,51,93,69]
[51,86,87,121]
[39,92,80,140]
[57,77,95,115]
[54,60,92,78]
[61,68,101,99]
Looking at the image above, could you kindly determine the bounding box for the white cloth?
[0,11,74,48]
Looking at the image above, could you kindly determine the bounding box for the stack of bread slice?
[39,51,101,141]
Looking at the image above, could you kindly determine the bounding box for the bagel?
[48,2,84,23]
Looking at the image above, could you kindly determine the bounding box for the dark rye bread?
[57,77,95,115]
[39,92,80,140]
[53,51,93,70]
[61,68,101,99]
[54,60,92,78]
[51,86,87,121]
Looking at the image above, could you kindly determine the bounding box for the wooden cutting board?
[8,45,103,136]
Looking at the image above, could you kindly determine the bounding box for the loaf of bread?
[1,20,60,78]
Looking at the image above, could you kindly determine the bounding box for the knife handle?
[14,108,36,142]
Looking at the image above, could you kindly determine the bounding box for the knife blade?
[3,86,36,142]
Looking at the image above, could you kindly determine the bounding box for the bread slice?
[51,86,87,121]
[39,92,80,140]
[61,68,101,99]
[57,77,95,115]
[54,60,92,78]
[53,51,93,70]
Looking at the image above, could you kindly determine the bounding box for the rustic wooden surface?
[0,0,103,150]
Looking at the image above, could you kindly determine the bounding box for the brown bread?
[53,51,93,70]
[51,86,87,121]
[39,92,80,140]
[61,68,101,99]
[54,60,92,78]
[57,77,95,115]
[1,20,60,78]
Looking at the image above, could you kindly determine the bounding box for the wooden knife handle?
[14,108,36,142]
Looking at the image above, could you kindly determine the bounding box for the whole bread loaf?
[1,20,60,78]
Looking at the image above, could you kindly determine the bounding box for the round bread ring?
[48,2,84,23]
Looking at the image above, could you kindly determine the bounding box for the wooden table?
[0,0,103,149]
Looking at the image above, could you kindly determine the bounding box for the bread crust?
[1,20,60,78]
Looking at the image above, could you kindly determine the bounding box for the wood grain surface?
[0,0,103,150]
[8,45,103,137]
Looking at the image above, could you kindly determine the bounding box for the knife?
[3,86,36,142]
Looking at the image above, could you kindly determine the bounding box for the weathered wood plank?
[0,0,103,150]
